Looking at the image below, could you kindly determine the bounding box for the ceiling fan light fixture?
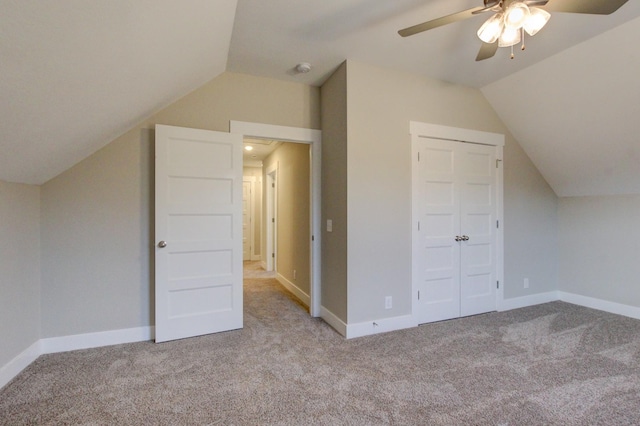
[524,7,551,36]
[477,13,504,43]
[504,2,530,29]
[498,26,521,47]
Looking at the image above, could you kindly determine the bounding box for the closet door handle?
[455,236,463,242]
[461,235,469,241]
[157,240,167,248]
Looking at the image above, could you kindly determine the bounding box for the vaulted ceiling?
[1,0,638,196]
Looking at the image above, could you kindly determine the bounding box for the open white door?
[155,124,243,343]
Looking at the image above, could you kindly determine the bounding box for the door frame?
[410,121,505,320]
[230,121,322,317]
[265,165,278,272]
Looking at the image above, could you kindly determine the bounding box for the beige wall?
[0,181,41,367]
[40,72,320,337]
[559,195,640,306]
[263,143,311,297]
[341,60,558,324]
[13,61,558,344]
[41,134,152,337]
[320,62,348,321]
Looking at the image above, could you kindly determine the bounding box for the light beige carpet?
[2,271,640,425]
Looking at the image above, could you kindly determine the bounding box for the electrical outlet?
[385,296,392,310]
[327,219,333,232]
[524,278,529,289]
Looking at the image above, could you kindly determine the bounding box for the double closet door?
[413,137,500,324]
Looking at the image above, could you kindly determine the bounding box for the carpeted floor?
[2,265,640,425]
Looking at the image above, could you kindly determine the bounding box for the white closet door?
[413,137,497,324]
[459,143,497,317]
[414,139,461,324]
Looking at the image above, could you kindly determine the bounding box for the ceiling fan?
[398,0,629,61]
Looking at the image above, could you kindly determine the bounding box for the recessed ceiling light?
[244,146,253,151]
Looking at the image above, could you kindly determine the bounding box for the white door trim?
[410,121,505,319]
[230,121,322,317]
[265,165,278,272]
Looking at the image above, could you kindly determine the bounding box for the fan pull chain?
[510,45,514,59]
[521,27,526,51]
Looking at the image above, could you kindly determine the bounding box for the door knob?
[455,236,462,242]
[157,240,167,248]
[461,235,469,241]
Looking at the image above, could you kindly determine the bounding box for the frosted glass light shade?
[498,27,521,47]
[524,7,551,36]
[504,2,530,29]
[477,13,504,44]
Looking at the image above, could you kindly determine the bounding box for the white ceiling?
[243,138,282,167]
[228,0,640,88]
[1,0,638,196]
[0,0,237,184]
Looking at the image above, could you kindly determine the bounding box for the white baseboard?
[40,326,154,354]
[276,273,310,307]
[320,306,347,337]
[499,291,559,312]
[346,314,417,339]
[1,326,154,390]
[558,292,640,321]
[0,340,41,390]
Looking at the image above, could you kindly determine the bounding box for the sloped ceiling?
[482,15,640,197]
[1,0,638,197]
[0,1,237,184]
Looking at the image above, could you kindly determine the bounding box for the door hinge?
[497,281,500,289]
[418,152,420,162]
[272,183,275,188]
[496,220,499,229]
[312,235,314,241]
[417,221,420,231]
[272,218,275,223]
[272,253,275,258]
[418,290,420,300]
[496,159,502,168]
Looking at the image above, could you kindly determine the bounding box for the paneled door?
[155,124,243,343]
[413,137,498,324]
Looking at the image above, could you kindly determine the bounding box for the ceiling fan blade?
[398,7,484,37]
[525,1,550,6]
[471,5,501,15]
[543,0,628,15]
[476,42,499,61]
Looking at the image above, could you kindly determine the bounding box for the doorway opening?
[232,120,322,317]
[242,138,312,311]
